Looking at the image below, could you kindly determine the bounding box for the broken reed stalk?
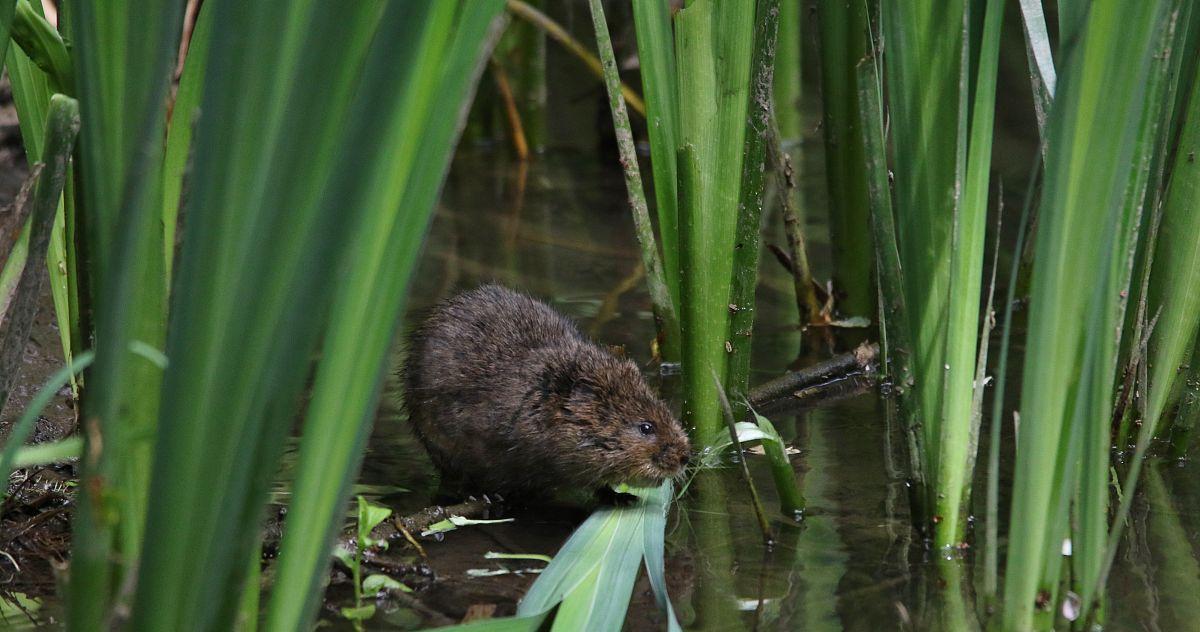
[586,0,679,357]
[766,117,822,324]
[508,0,646,117]
[726,0,781,418]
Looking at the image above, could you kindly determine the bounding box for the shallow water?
[348,136,1200,631]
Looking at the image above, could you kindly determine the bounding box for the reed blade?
[1002,1,1169,627]
[264,4,504,629]
[65,1,184,626]
[631,0,681,314]
[129,3,390,628]
[1,0,80,391]
[880,0,967,515]
[675,0,755,446]
[934,0,1005,549]
[727,0,781,413]
[589,0,678,359]
[161,0,213,283]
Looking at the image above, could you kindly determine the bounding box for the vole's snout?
[654,444,691,476]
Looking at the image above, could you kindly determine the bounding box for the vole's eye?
[637,421,656,436]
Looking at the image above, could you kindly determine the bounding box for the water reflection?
[360,146,1200,630]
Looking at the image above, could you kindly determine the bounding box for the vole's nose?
[679,453,690,467]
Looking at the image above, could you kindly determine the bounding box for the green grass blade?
[0,94,78,418]
[1168,332,1200,455]
[550,512,645,631]
[1016,0,1056,137]
[857,51,925,502]
[631,0,681,314]
[486,484,676,630]
[11,435,82,468]
[640,483,682,632]
[66,1,184,625]
[1093,44,1200,616]
[1142,61,1200,463]
[517,508,623,615]
[129,2,390,629]
[880,0,966,511]
[9,0,70,93]
[983,157,1038,601]
[0,0,14,72]
[263,4,504,630]
[3,0,79,389]
[748,406,805,516]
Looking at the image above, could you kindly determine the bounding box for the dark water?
[3,131,1197,632]
[344,133,1200,631]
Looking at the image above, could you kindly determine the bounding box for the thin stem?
[766,118,822,323]
[586,0,678,357]
[714,372,773,547]
[489,55,530,161]
[985,155,1040,601]
[856,52,926,516]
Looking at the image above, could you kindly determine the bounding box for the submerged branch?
[747,342,878,408]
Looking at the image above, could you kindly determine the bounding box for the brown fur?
[404,284,691,495]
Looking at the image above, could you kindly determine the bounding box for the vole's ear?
[539,359,581,399]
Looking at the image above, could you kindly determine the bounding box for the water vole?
[404,284,691,495]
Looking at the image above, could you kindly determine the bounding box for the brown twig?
[489,55,530,161]
[747,342,878,407]
[766,118,822,323]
